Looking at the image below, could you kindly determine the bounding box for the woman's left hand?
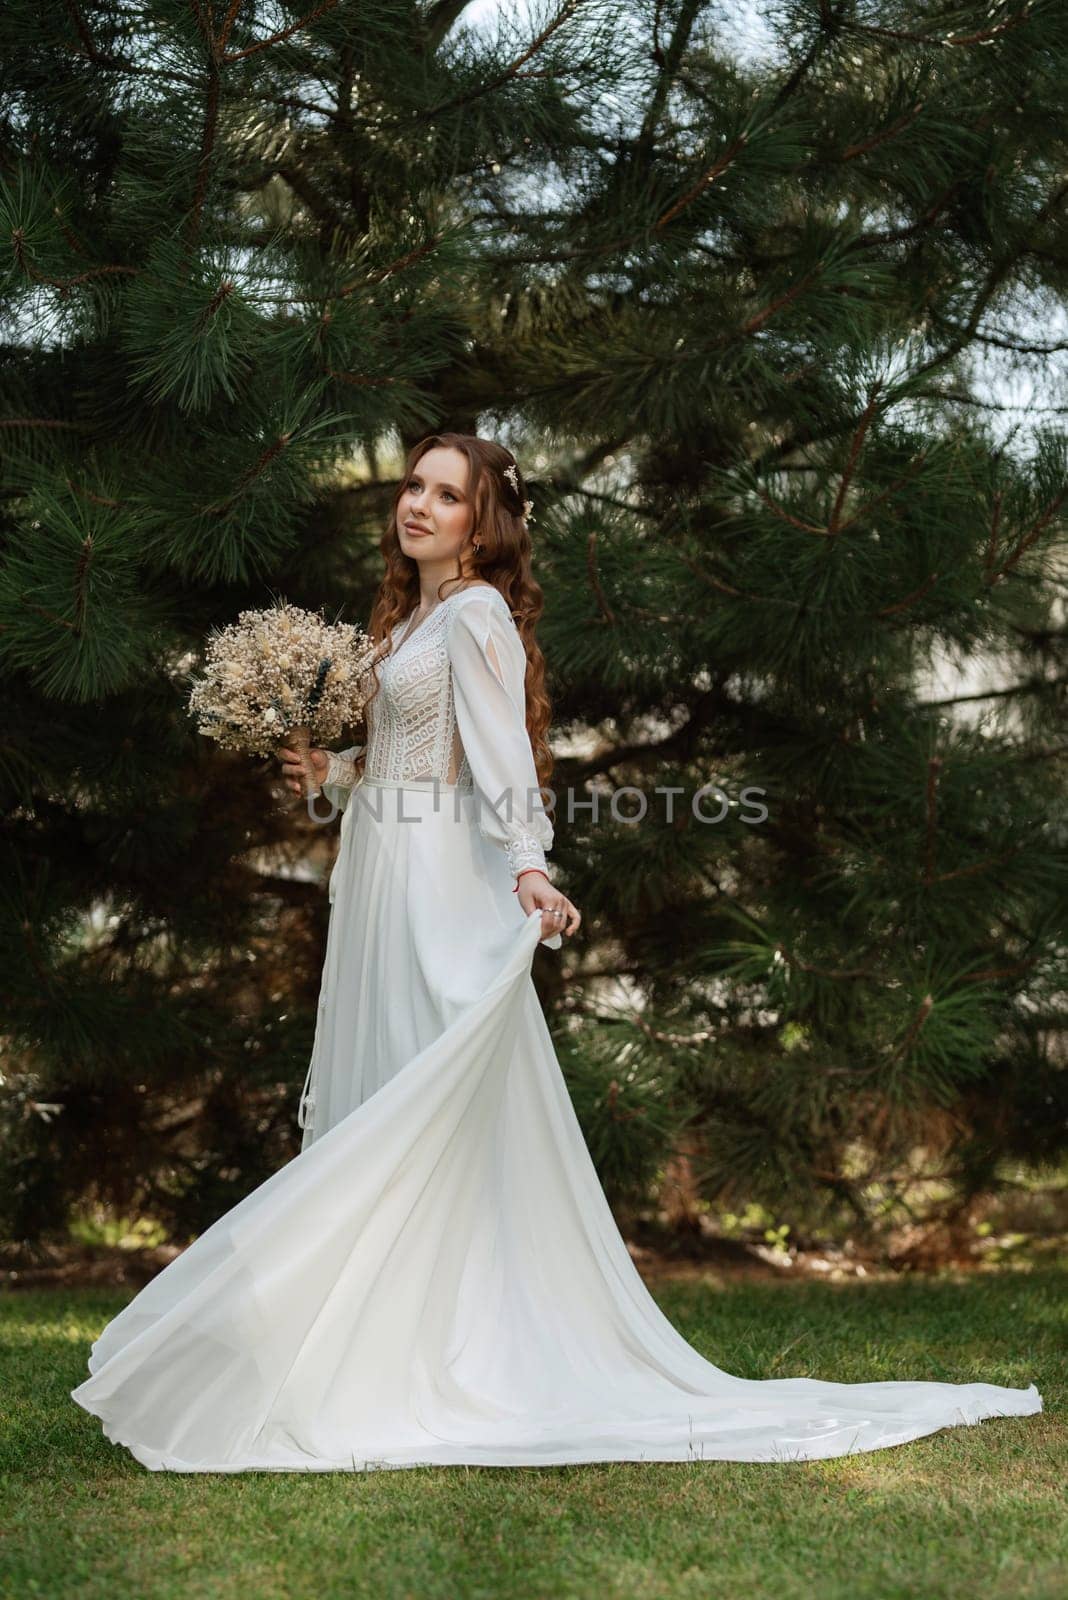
[516,871,581,940]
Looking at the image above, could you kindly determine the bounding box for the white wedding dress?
[70,583,1043,1471]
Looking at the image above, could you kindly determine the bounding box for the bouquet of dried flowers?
[187,600,373,797]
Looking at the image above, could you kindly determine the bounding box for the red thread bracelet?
[512,868,547,893]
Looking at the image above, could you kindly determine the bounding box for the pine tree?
[506,0,1068,1253]
[0,0,620,1244]
[2,2,1066,1264]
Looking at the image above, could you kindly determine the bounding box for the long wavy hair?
[354,433,554,800]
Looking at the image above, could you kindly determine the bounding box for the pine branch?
[9,227,138,291]
[921,676,1068,707]
[199,433,294,516]
[384,0,583,126]
[421,0,479,55]
[217,1,244,54]
[840,101,926,162]
[875,571,943,617]
[335,232,448,298]
[584,529,616,625]
[655,135,748,232]
[183,8,224,269]
[220,1,341,65]
[931,317,1068,356]
[767,0,846,112]
[273,162,349,239]
[914,388,1068,415]
[641,0,704,152]
[0,418,85,431]
[845,8,1035,50]
[988,490,1067,582]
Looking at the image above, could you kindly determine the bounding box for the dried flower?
[187,601,374,759]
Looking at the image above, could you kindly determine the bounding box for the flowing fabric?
[71,586,1043,1472]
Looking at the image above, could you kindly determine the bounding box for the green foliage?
[555,1018,698,1208]
[1,1,1066,1247]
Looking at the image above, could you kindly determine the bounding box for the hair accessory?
[504,462,535,523]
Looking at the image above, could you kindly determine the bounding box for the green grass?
[1,1265,1064,1600]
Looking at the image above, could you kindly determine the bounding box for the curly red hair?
[353,433,554,803]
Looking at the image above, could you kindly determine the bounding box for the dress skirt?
[301,773,560,1139]
[70,777,1042,1472]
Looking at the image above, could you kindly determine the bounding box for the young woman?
[70,434,1041,1471]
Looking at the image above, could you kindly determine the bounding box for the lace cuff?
[321,745,363,812]
[505,834,550,878]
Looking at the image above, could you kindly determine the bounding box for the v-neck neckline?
[391,584,500,660]
[393,598,448,659]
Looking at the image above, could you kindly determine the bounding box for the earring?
[473,540,483,553]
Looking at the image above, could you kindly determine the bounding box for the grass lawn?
[1,1263,1063,1600]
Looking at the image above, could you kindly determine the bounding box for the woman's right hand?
[276,745,329,796]
[516,870,581,941]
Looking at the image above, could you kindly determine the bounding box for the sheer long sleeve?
[321,745,364,813]
[446,594,553,881]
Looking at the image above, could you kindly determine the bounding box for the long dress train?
[70,584,1042,1471]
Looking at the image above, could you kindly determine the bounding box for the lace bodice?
[322,585,553,879]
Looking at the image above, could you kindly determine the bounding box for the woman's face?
[396,447,475,568]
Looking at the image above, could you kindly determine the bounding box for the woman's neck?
[414,569,482,612]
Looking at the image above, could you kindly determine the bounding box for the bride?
[71,433,1042,1472]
